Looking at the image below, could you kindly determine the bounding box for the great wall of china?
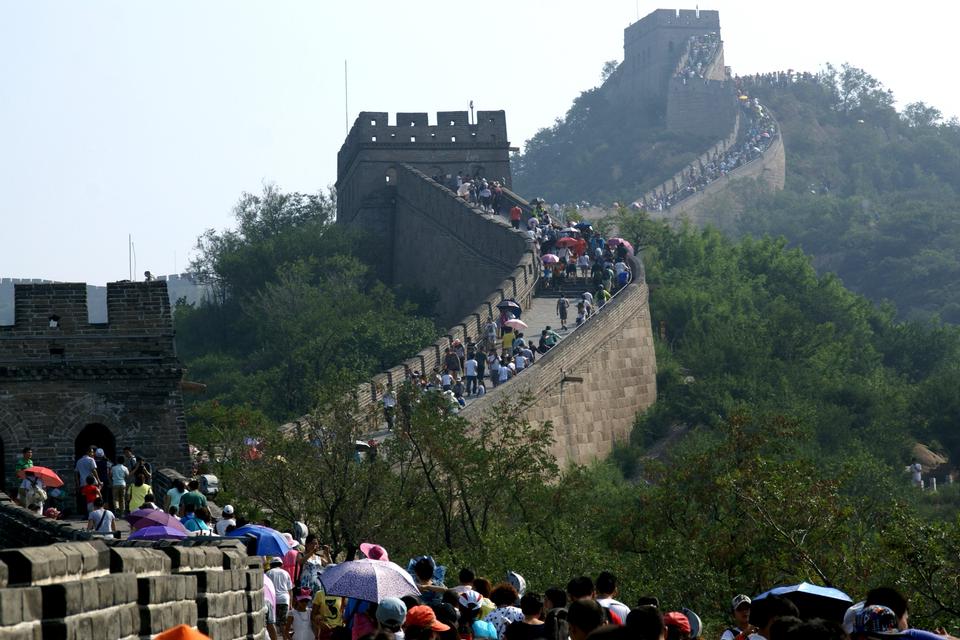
[0,8,786,638]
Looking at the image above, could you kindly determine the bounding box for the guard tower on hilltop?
[0,281,190,513]
[606,8,736,137]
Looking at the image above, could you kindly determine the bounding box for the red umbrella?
[555,237,578,248]
[16,466,64,488]
[127,508,188,532]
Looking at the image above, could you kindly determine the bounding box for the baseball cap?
[360,542,390,562]
[222,504,234,515]
[663,612,691,635]
[405,605,450,631]
[732,594,751,611]
[458,589,483,611]
[269,557,283,567]
[856,605,901,636]
[377,598,408,627]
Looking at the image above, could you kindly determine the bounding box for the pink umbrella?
[542,254,559,264]
[607,238,635,254]
[503,318,528,330]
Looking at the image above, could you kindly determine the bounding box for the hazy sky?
[2,1,957,285]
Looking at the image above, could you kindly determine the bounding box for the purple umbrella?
[320,559,420,602]
[127,508,188,532]
[128,525,188,541]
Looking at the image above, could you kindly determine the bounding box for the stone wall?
[651,120,787,228]
[460,256,657,467]
[666,77,737,139]
[0,492,265,640]
[352,166,538,412]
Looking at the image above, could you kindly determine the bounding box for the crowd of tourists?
[430,172,509,215]
[251,536,958,640]
[639,97,778,212]
[675,32,721,82]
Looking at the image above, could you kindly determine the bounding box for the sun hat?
[506,571,526,597]
[360,542,390,562]
[269,557,283,567]
[377,598,408,627]
[295,587,312,602]
[282,532,298,548]
[405,605,450,631]
[732,594,751,611]
[222,504,234,515]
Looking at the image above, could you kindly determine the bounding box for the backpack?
[544,607,569,640]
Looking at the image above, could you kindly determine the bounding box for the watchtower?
[335,110,514,281]
[0,281,189,512]
[610,8,722,117]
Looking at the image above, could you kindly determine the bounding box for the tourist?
[111,456,129,515]
[15,447,33,472]
[214,504,236,536]
[266,556,295,629]
[464,354,479,396]
[383,386,397,431]
[404,605,451,640]
[663,611,692,640]
[567,600,604,640]
[489,352,501,387]
[721,595,752,640]
[181,503,208,533]
[94,448,111,504]
[505,593,549,640]
[20,470,46,511]
[377,597,408,640]
[312,583,345,640]
[747,595,799,640]
[86,497,117,536]
[284,587,315,640]
[485,583,524,640]
[75,447,101,500]
[510,204,523,229]
[410,556,446,606]
[627,605,664,640]
[595,572,630,625]
[458,589,498,640]
[179,479,208,515]
[80,475,101,513]
[450,567,475,595]
[140,493,163,511]
[164,478,187,514]
[443,348,462,378]
[126,473,151,512]
[556,295,570,330]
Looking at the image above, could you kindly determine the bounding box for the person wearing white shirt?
[215,504,237,536]
[464,357,478,396]
[514,353,526,372]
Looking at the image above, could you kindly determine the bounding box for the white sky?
[2,1,957,285]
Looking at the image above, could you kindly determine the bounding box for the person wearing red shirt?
[509,205,522,229]
[80,476,101,513]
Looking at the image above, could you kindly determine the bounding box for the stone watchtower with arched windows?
[0,281,189,512]
[335,110,514,286]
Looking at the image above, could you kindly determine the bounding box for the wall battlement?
[337,110,510,182]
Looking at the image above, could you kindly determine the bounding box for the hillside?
[734,65,960,322]
[512,78,715,204]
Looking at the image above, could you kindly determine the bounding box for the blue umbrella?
[320,559,420,602]
[754,582,853,622]
[227,525,290,557]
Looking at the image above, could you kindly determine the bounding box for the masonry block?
[196,591,246,619]
[198,612,247,640]
[0,586,41,626]
[138,601,198,635]
[137,574,197,605]
[0,621,42,640]
[110,547,171,575]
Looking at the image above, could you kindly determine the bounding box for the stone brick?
[0,587,40,626]
[110,547,171,576]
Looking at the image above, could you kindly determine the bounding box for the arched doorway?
[73,423,116,513]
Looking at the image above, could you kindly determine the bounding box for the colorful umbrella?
[753,582,853,622]
[16,466,64,488]
[227,524,290,557]
[128,525,188,541]
[541,254,559,264]
[320,559,420,602]
[607,238,635,254]
[555,237,578,248]
[503,319,528,330]
[154,625,211,640]
[127,509,188,532]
